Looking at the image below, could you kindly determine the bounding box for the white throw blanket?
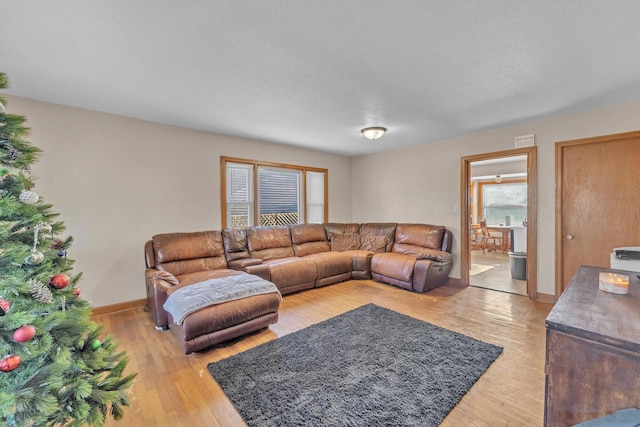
[163,275,280,325]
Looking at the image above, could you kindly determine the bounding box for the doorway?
[470,170,527,295]
[460,147,538,299]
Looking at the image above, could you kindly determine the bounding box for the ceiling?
[2,1,640,157]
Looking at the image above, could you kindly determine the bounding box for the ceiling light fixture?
[361,127,387,140]
[495,175,503,183]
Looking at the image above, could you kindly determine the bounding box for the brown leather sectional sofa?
[145,222,453,353]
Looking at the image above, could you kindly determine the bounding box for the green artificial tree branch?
[0,72,136,426]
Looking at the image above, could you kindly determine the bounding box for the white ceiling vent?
[515,134,535,148]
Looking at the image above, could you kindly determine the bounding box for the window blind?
[226,162,254,227]
[258,167,301,224]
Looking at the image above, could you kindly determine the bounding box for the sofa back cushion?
[330,233,388,253]
[330,233,360,251]
[323,223,360,241]
[290,224,330,257]
[392,224,446,256]
[359,223,398,252]
[359,234,390,252]
[152,231,227,276]
[246,226,295,261]
[222,228,250,261]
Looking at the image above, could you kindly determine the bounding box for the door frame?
[460,146,538,299]
[554,130,640,299]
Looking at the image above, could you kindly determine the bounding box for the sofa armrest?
[244,264,271,281]
[228,258,263,270]
[145,269,176,329]
[412,258,453,293]
[152,269,179,285]
[416,249,452,263]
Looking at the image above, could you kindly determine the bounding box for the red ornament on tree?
[49,273,70,289]
[73,287,80,297]
[13,325,36,342]
[0,355,21,372]
[0,297,11,315]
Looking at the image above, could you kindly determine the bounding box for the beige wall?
[6,96,353,306]
[352,100,640,295]
[8,95,640,303]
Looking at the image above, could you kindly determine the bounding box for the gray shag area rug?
[208,303,503,426]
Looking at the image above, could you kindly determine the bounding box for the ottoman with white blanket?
[163,274,282,354]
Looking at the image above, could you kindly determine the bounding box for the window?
[225,162,253,228]
[305,171,325,224]
[221,157,328,228]
[478,179,527,225]
[258,167,301,226]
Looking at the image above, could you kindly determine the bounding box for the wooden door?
[556,131,640,295]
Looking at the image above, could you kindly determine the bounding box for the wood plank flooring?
[470,251,527,296]
[95,280,553,426]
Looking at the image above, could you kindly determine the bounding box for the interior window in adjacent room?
[479,180,527,224]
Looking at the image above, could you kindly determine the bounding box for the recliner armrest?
[244,264,271,281]
[145,268,177,329]
[415,249,452,263]
[412,258,453,293]
[152,269,179,285]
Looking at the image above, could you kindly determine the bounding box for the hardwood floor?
[95,280,553,426]
[470,250,527,296]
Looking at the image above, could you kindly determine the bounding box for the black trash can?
[508,251,527,280]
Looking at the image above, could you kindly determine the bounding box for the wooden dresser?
[544,265,640,426]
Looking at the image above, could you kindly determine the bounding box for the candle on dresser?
[598,272,630,294]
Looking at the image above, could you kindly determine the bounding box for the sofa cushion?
[152,231,227,276]
[304,251,352,280]
[294,241,330,257]
[153,231,225,263]
[330,233,387,253]
[393,224,446,256]
[359,223,397,252]
[330,233,360,251]
[323,223,360,241]
[290,223,326,244]
[247,226,295,261]
[360,234,389,252]
[222,228,251,261]
[371,252,416,283]
[263,257,317,290]
[290,224,330,257]
[181,292,281,345]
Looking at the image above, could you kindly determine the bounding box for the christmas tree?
[0,73,136,426]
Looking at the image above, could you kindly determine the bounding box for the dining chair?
[470,223,482,250]
[480,220,504,253]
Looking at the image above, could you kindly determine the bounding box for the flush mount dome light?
[361,127,387,140]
